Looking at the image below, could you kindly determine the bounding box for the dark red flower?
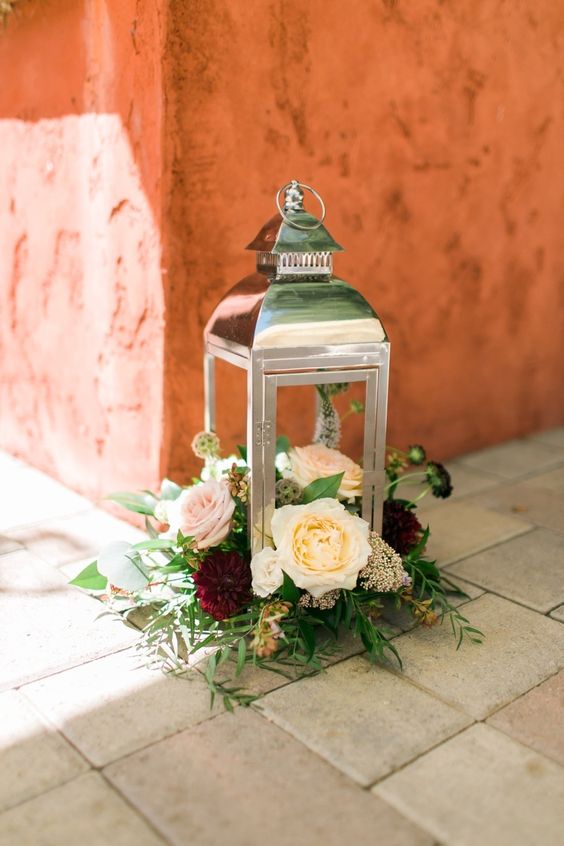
[382,501,423,556]
[192,550,252,621]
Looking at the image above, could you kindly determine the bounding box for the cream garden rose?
[251,546,284,597]
[253,498,371,598]
[165,479,235,549]
[286,444,363,501]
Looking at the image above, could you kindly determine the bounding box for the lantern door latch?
[254,420,272,446]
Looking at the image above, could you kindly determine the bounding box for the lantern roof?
[204,180,386,356]
[246,180,344,254]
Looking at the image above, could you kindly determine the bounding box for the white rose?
[272,498,371,597]
[251,546,283,598]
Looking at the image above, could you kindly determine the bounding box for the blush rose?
[165,479,235,549]
[287,444,363,501]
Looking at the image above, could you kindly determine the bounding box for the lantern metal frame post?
[203,339,390,555]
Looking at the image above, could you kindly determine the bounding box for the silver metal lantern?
[204,180,390,553]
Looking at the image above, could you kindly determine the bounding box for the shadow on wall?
[1,0,564,498]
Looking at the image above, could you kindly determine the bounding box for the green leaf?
[275,434,291,455]
[298,619,316,660]
[301,472,344,504]
[97,541,151,591]
[160,478,182,501]
[281,571,301,604]
[236,637,247,676]
[237,444,247,462]
[406,526,430,559]
[106,491,156,516]
[68,560,107,591]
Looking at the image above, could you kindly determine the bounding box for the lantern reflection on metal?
[204,180,390,553]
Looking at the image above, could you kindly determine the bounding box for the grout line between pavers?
[438,523,536,569]
[474,720,564,770]
[455,455,564,485]
[8,642,136,695]
[439,569,564,617]
[0,770,170,846]
[99,771,172,845]
[366,720,478,790]
[483,666,562,721]
[17,671,225,784]
[0,771,93,817]
[368,715,564,823]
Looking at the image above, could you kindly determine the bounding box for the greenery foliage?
[71,387,481,709]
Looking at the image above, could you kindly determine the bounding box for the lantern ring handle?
[275,181,326,230]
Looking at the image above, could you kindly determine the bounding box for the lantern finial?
[284,180,304,212]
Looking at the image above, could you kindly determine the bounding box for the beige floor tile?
[0,690,88,812]
[396,461,501,510]
[7,508,145,568]
[261,655,472,786]
[529,427,564,450]
[389,593,564,718]
[0,466,91,532]
[488,671,564,765]
[23,649,219,767]
[206,624,380,698]
[550,603,564,622]
[523,465,564,495]
[105,708,433,846]
[374,724,564,846]
[0,550,137,690]
[456,439,563,480]
[471,480,564,533]
[0,772,165,846]
[417,500,532,567]
[447,528,564,613]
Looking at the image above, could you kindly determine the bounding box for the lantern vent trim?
[204,180,390,553]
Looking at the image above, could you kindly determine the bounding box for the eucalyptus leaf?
[97,541,151,591]
[301,472,344,504]
[160,478,183,501]
[133,539,176,552]
[275,434,291,455]
[106,491,157,516]
[68,560,107,591]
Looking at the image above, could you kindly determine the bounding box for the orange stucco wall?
[0,0,165,497]
[2,1,564,496]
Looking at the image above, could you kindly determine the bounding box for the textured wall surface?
[0,0,165,497]
[162,0,564,479]
[1,0,563,494]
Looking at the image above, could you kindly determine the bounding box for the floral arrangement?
[71,385,481,709]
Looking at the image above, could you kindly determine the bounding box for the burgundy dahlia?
[382,500,423,556]
[192,550,252,621]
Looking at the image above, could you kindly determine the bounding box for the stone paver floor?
[1,432,564,845]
